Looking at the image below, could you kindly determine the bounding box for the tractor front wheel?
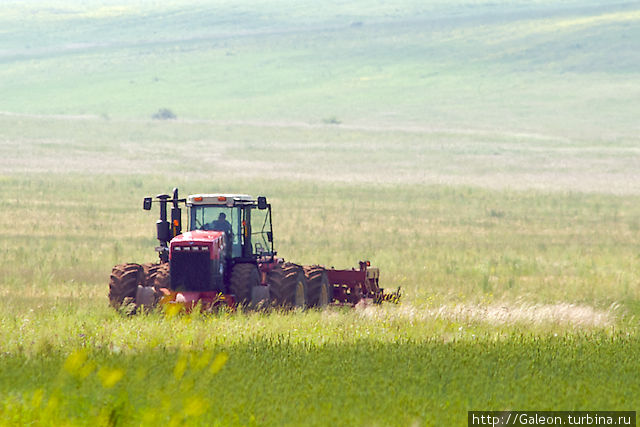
[148,262,170,289]
[137,262,169,309]
[109,263,143,310]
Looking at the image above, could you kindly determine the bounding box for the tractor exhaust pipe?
[171,188,182,238]
[156,194,170,262]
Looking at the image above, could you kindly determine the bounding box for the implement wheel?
[268,262,307,308]
[229,263,260,306]
[109,263,143,309]
[304,266,332,308]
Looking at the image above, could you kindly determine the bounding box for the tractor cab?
[186,194,274,260]
[142,189,275,295]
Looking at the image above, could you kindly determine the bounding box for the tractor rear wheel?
[304,266,332,308]
[109,263,143,309]
[229,263,260,306]
[268,263,307,308]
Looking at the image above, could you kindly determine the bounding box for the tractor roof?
[187,194,254,207]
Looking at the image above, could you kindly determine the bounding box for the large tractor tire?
[143,262,170,289]
[154,262,170,289]
[268,262,307,308]
[304,265,332,308]
[229,263,260,306]
[136,262,170,309]
[109,263,143,309]
[141,262,160,287]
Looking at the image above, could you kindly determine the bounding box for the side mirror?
[267,231,273,242]
[143,197,152,210]
[257,196,268,210]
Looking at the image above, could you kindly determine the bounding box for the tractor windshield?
[190,206,242,257]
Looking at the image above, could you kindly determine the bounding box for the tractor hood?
[169,230,225,260]
[172,230,224,243]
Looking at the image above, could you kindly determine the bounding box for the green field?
[1,0,640,425]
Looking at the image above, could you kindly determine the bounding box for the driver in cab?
[204,212,232,236]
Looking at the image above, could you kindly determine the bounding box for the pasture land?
[1,0,640,425]
[2,142,640,424]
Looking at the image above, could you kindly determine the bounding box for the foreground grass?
[1,306,638,426]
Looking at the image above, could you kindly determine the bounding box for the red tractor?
[108,188,399,312]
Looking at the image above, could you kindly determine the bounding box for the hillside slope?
[1,0,638,138]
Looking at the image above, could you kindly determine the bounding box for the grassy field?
[1,0,640,425]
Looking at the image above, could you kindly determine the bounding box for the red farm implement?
[328,261,401,305]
